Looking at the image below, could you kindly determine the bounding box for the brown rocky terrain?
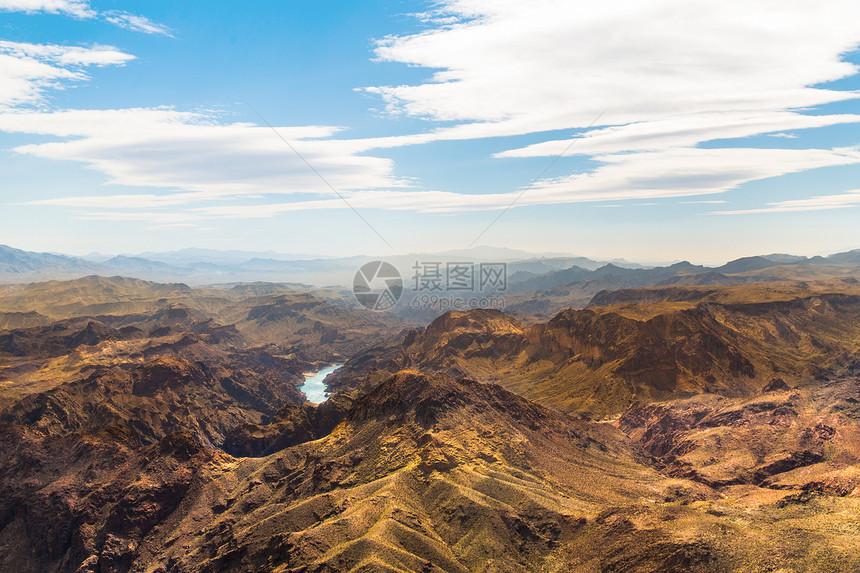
[0,371,673,572]
[501,261,860,319]
[618,376,860,492]
[329,285,860,418]
[3,370,860,571]
[0,351,305,448]
[0,276,408,359]
[0,277,413,447]
[1,277,860,571]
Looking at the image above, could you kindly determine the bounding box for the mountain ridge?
[4,244,860,293]
[329,286,860,418]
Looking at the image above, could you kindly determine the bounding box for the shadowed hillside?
[1,277,860,570]
[330,284,860,418]
[2,371,860,571]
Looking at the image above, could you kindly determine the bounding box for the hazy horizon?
[5,242,860,271]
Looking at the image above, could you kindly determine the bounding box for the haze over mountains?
[0,244,641,286]
[5,243,858,288]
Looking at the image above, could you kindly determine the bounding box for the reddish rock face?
[330,293,860,418]
[2,278,860,571]
[0,370,692,572]
[617,378,860,491]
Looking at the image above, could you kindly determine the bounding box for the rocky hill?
[330,286,860,418]
[2,370,859,571]
[2,277,860,570]
[0,371,709,571]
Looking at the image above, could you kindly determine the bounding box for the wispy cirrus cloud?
[0,36,408,227]
[0,0,170,35]
[182,146,860,216]
[346,0,860,215]
[0,41,134,108]
[367,0,860,142]
[0,40,135,67]
[493,113,860,158]
[3,0,860,225]
[1,108,409,200]
[23,125,859,219]
[522,147,860,204]
[0,0,94,18]
[712,190,860,214]
[103,11,172,37]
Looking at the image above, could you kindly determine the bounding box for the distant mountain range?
[2,244,859,291]
[0,245,366,285]
[0,245,639,285]
[507,250,860,293]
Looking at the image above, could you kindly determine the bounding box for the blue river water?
[300,364,342,403]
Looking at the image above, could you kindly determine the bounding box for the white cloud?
[522,147,860,204]
[352,0,860,214]
[0,41,134,108]
[192,189,517,217]
[0,108,409,198]
[0,41,135,67]
[24,191,222,209]
[494,113,860,158]
[4,0,860,223]
[713,189,860,214]
[0,0,169,35]
[367,0,860,142]
[103,11,172,36]
[7,108,860,220]
[0,53,79,109]
[186,146,860,215]
[0,0,94,18]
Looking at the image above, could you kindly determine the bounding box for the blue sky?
[1,0,860,264]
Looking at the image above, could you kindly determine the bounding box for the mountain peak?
[345,370,576,435]
[425,309,523,337]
